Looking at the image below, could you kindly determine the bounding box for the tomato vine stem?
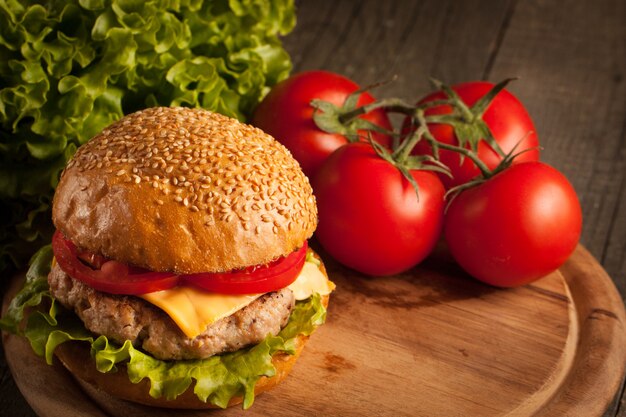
[414,109,493,178]
[311,77,525,195]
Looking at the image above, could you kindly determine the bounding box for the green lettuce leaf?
[0,251,326,409]
[0,0,296,275]
[0,244,53,334]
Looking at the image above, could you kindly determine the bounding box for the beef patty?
[48,263,295,360]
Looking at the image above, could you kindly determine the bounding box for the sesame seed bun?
[52,107,317,274]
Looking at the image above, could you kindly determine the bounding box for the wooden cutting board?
[2,244,625,417]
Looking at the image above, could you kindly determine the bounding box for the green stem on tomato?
[414,108,493,178]
[429,78,475,122]
[337,98,415,125]
[392,121,424,164]
[337,97,455,126]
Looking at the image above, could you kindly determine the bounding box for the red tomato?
[444,162,582,287]
[183,243,307,294]
[408,81,539,189]
[53,230,307,295]
[52,231,179,295]
[314,143,445,276]
[253,70,392,179]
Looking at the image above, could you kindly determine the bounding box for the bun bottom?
[54,294,329,409]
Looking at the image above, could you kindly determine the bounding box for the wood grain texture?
[1,0,625,415]
[2,245,625,416]
[286,0,515,98]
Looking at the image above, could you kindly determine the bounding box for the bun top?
[53,107,317,274]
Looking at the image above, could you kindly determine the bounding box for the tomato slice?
[52,231,179,295]
[182,242,308,294]
[52,230,307,296]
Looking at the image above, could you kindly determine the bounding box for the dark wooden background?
[1,0,624,415]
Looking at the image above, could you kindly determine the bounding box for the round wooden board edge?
[532,245,626,416]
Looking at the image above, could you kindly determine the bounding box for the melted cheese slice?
[140,289,262,339]
[139,260,334,339]
[288,261,335,300]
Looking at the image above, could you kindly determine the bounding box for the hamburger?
[2,107,334,409]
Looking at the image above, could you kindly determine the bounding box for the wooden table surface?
[1,0,624,416]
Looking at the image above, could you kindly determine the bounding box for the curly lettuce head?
[0,0,295,273]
